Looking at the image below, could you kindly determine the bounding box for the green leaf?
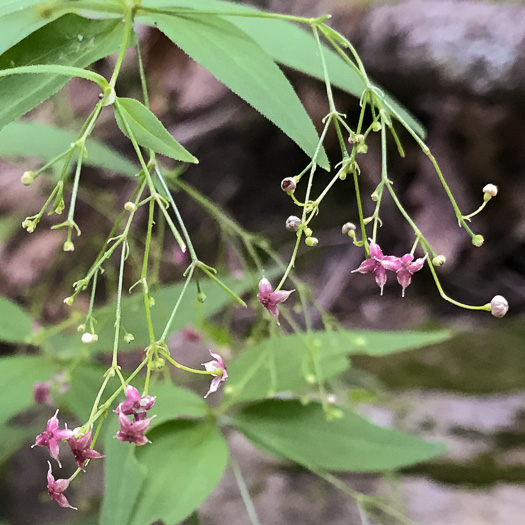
[141,0,425,139]
[101,419,148,525]
[0,5,59,56]
[148,381,209,428]
[114,97,198,163]
[0,1,52,17]
[130,421,228,525]
[0,356,55,425]
[0,121,138,176]
[226,329,450,402]
[151,12,330,170]
[233,400,446,472]
[0,296,33,344]
[0,14,125,131]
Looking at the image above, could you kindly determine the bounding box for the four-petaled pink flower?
[202,350,228,398]
[47,462,77,510]
[67,430,104,469]
[33,410,74,467]
[352,240,400,295]
[390,253,428,297]
[115,410,154,446]
[257,277,294,325]
[116,385,156,421]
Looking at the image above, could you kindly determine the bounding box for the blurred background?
[1,0,525,523]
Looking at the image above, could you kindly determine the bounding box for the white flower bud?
[21,171,35,186]
[490,295,508,318]
[124,201,136,212]
[432,255,447,266]
[472,235,484,247]
[285,215,301,232]
[81,332,95,345]
[63,296,74,306]
[305,237,318,246]
[482,184,498,198]
[341,222,356,235]
[281,177,297,192]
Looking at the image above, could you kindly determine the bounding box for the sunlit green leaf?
[0,356,55,424]
[114,97,198,163]
[233,400,446,472]
[151,12,330,169]
[0,15,125,130]
[0,296,33,344]
[101,419,148,525]
[0,121,138,176]
[129,421,228,525]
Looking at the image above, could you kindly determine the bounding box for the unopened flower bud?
[286,215,301,232]
[356,143,368,154]
[326,394,337,406]
[363,217,373,225]
[281,177,297,192]
[152,357,165,370]
[124,333,135,343]
[304,227,313,237]
[341,222,356,236]
[305,237,318,246]
[371,121,382,132]
[63,241,75,252]
[81,332,95,345]
[339,171,347,181]
[147,295,155,307]
[349,134,364,144]
[483,184,498,200]
[77,324,85,333]
[432,255,447,266]
[198,292,207,303]
[63,296,74,306]
[472,235,484,247]
[490,295,508,318]
[124,201,136,212]
[371,191,379,202]
[21,171,35,186]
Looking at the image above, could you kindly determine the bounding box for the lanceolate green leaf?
[0,14,125,131]
[0,356,55,425]
[233,400,446,472]
[140,0,425,138]
[0,121,138,176]
[130,421,228,525]
[0,297,33,344]
[114,97,198,163]
[101,420,148,525]
[151,12,330,170]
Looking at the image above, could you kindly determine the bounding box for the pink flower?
[116,385,156,421]
[67,430,104,469]
[257,277,294,325]
[352,240,400,295]
[202,350,228,398]
[47,462,77,510]
[33,410,74,467]
[33,382,52,404]
[115,410,154,446]
[393,253,427,296]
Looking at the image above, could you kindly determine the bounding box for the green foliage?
[129,421,228,525]
[0,297,33,344]
[233,400,446,472]
[0,121,137,176]
[114,97,198,163]
[0,14,125,130]
[152,12,331,169]
[0,356,54,425]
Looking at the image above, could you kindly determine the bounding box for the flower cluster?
[114,385,156,446]
[352,239,427,296]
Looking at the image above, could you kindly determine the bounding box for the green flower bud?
[371,121,382,132]
[124,333,135,343]
[432,255,447,266]
[356,143,368,154]
[304,227,313,237]
[198,292,207,303]
[124,201,136,212]
[63,296,74,306]
[63,241,75,252]
[472,235,484,247]
[305,236,318,246]
[21,171,35,186]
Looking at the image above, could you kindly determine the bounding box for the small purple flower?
[393,253,427,296]
[352,240,399,295]
[33,382,52,404]
[202,350,228,398]
[47,462,77,510]
[116,385,156,421]
[33,410,74,467]
[257,277,294,325]
[115,410,154,446]
[67,430,104,469]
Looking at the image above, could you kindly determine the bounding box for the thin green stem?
[230,455,262,525]
[112,243,127,367]
[109,7,135,88]
[158,347,222,376]
[141,199,157,347]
